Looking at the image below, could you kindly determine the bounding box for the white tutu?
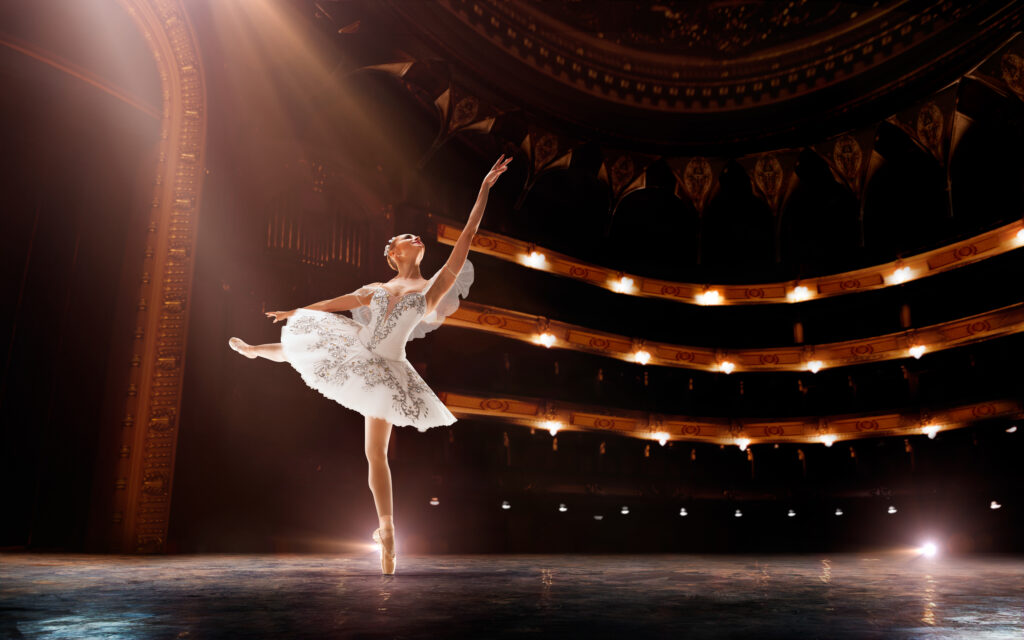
[279,261,474,430]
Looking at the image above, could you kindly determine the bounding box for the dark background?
[1,0,1021,555]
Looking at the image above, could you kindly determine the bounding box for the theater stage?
[1,552,1021,638]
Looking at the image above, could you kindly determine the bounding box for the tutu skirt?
[280,309,456,430]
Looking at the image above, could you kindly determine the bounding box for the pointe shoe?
[372,526,397,575]
[228,337,256,359]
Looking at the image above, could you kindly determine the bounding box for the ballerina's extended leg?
[228,337,287,362]
[366,415,397,574]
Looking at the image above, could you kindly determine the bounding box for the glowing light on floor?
[535,332,556,348]
[719,360,736,374]
[679,508,688,517]
[611,276,634,293]
[429,497,439,506]
[501,500,511,510]
[919,542,938,558]
[820,434,837,447]
[787,509,796,517]
[788,285,813,302]
[543,420,562,436]
[888,505,898,514]
[620,506,630,515]
[735,437,750,451]
[558,503,568,512]
[922,424,940,439]
[990,501,1002,510]
[633,350,651,365]
[890,266,913,285]
[909,345,926,359]
[835,508,844,516]
[807,360,823,373]
[696,289,722,305]
[734,509,743,518]
[523,251,546,268]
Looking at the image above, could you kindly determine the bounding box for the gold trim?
[439,390,1023,446]
[435,219,1024,305]
[444,300,1024,372]
[111,0,206,553]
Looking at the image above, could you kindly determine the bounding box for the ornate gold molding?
[439,390,1023,446]
[435,219,1024,305]
[443,300,1024,373]
[110,0,206,553]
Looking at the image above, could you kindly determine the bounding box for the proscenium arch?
[104,0,207,553]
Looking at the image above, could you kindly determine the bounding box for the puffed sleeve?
[407,260,474,342]
[349,286,377,327]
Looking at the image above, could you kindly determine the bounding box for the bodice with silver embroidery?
[358,287,427,360]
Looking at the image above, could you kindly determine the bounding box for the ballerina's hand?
[265,310,295,323]
[482,154,512,189]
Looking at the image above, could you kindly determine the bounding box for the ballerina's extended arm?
[266,285,378,323]
[424,154,511,316]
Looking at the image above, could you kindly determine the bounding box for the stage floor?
[1,552,1022,638]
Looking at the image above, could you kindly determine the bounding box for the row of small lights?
[427,499,1005,516]
[526,228,1024,369]
[534,422,1017,450]
[522,228,1024,303]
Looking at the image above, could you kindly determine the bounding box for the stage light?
[593,515,604,521]
[558,503,568,512]
[990,501,1002,510]
[620,506,630,515]
[735,437,750,451]
[543,420,562,436]
[918,542,938,558]
[535,332,557,348]
[787,509,796,517]
[429,497,440,506]
[523,251,546,268]
[501,500,511,510]
[734,509,743,518]
[611,276,634,293]
[890,266,912,284]
[834,508,844,516]
[788,285,813,302]
[909,345,926,359]
[922,424,940,439]
[679,508,688,517]
[696,289,722,305]
[887,505,898,514]
[807,360,823,373]
[820,434,837,447]
[653,431,670,446]
[634,350,651,365]
[1007,426,1018,433]
[719,360,736,374]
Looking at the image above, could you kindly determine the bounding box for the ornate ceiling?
[382,0,1024,152]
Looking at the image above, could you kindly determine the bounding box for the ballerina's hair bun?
[383,237,398,271]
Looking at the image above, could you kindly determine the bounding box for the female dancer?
[228,155,511,574]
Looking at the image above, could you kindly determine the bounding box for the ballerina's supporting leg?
[366,415,396,573]
[228,337,287,362]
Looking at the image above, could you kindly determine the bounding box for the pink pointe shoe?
[228,337,256,359]
[373,526,397,575]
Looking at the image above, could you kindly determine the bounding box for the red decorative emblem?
[855,420,879,431]
[852,344,873,356]
[765,426,784,436]
[840,279,861,290]
[745,288,765,298]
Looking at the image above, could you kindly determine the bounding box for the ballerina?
[228,154,512,574]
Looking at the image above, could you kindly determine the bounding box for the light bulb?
[524,251,546,268]
[611,276,634,293]
[887,505,898,514]
[807,360,823,373]
[501,500,511,510]
[788,285,813,302]
[922,424,939,439]
[429,497,440,506]
[735,437,750,451]
[697,289,722,305]
[719,360,736,374]
[990,501,1002,510]
[820,434,837,447]
[679,508,688,517]
[543,420,561,436]
[834,508,843,516]
[535,332,556,348]
[558,503,568,512]
[620,506,629,515]
[634,350,651,365]
[734,509,743,518]
[909,345,926,359]
[891,266,912,284]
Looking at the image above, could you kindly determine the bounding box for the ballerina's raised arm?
[423,154,511,316]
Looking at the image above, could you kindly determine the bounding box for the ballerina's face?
[388,233,425,268]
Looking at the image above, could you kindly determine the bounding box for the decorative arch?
[105,0,207,553]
